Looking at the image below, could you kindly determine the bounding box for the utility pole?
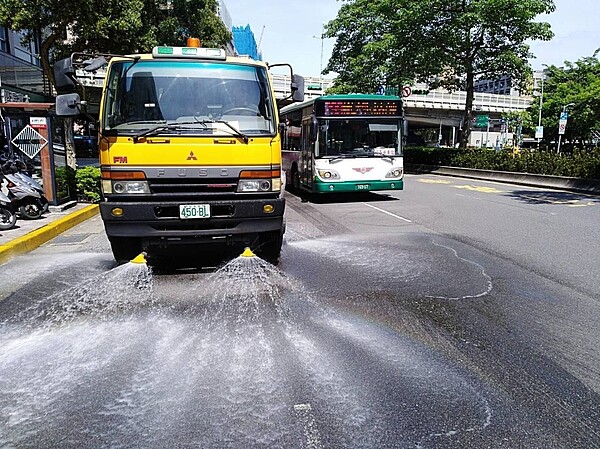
[312,24,325,87]
[536,72,545,149]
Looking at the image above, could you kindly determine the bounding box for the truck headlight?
[110,181,150,194]
[238,179,272,192]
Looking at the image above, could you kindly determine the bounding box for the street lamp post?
[537,71,545,149]
[556,102,575,153]
[312,24,325,86]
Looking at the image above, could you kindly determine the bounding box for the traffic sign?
[558,111,568,135]
[473,115,489,128]
[376,85,385,95]
[11,125,48,159]
[401,86,412,98]
[535,126,544,139]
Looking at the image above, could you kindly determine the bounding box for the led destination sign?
[315,100,401,117]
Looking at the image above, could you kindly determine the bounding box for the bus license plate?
[356,184,370,190]
[179,204,210,219]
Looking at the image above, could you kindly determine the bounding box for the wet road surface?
[0,175,599,448]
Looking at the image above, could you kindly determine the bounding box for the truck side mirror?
[55,93,82,117]
[53,57,77,94]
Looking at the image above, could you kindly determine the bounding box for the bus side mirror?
[310,115,318,143]
[292,74,305,102]
[55,93,82,117]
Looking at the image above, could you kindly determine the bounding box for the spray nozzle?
[130,252,147,264]
[240,247,256,258]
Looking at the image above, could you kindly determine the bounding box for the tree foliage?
[324,0,555,147]
[0,0,231,88]
[0,0,230,169]
[530,53,600,148]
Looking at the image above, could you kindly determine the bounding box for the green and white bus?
[280,94,405,194]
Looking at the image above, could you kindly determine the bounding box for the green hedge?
[75,166,102,203]
[404,147,600,180]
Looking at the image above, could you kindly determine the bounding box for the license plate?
[179,204,210,219]
[356,184,370,190]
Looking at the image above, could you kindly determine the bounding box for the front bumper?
[100,198,285,242]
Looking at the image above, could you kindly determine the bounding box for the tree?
[0,0,231,169]
[531,53,600,149]
[324,0,555,147]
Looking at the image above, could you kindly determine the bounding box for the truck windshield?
[317,119,402,158]
[102,60,276,136]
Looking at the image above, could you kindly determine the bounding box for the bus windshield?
[102,60,276,135]
[318,119,401,158]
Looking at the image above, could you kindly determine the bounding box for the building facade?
[0,26,50,103]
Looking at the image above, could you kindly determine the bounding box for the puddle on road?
[0,247,506,449]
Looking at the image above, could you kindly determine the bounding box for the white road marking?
[361,203,412,222]
[294,403,324,449]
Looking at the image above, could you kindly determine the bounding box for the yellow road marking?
[418,179,451,184]
[454,185,504,194]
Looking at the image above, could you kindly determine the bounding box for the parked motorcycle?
[1,158,49,213]
[0,189,17,231]
[0,170,45,220]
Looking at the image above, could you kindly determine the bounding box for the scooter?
[0,171,45,220]
[1,158,49,212]
[0,189,17,231]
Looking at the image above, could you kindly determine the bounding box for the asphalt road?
[0,174,599,448]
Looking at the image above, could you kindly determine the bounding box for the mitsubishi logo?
[187,151,197,160]
[352,167,374,174]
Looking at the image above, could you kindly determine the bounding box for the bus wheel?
[258,230,283,265]
[109,237,142,264]
[291,166,300,192]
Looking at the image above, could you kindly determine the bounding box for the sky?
[223,0,600,78]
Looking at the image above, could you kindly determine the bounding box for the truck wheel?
[258,230,283,265]
[109,237,142,264]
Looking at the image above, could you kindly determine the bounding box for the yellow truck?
[55,41,303,264]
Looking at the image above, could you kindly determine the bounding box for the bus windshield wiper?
[194,119,249,144]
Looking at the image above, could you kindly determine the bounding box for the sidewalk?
[0,202,99,265]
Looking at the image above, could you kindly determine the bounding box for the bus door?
[301,118,314,189]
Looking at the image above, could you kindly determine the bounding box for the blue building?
[232,25,262,61]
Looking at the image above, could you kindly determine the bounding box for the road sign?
[535,126,544,139]
[401,86,412,98]
[558,111,568,135]
[376,85,385,95]
[11,125,48,159]
[473,115,489,128]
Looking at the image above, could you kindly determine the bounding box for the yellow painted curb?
[0,204,99,266]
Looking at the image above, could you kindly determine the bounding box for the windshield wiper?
[132,121,207,142]
[132,120,249,144]
[194,119,249,144]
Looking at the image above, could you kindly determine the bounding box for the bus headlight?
[317,169,340,180]
[111,181,150,194]
[385,167,403,178]
[238,179,272,192]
